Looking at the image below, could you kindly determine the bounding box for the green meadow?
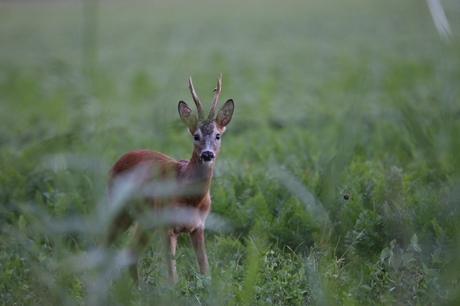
[1,0,460,304]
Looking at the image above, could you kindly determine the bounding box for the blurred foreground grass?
[1,0,460,304]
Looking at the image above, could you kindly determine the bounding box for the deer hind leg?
[190,227,209,275]
[126,222,153,286]
[105,210,133,246]
[163,230,178,284]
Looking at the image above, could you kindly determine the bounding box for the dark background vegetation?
[1,0,460,304]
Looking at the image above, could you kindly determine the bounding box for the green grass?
[1,0,460,304]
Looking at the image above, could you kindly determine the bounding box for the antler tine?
[208,73,222,119]
[189,76,205,119]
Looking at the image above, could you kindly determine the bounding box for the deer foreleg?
[190,227,209,275]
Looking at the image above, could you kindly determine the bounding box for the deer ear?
[178,101,198,131]
[216,99,234,129]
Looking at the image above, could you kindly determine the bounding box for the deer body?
[105,75,234,285]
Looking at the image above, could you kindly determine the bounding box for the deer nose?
[201,151,215,162]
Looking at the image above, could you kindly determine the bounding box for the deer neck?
[186,153,214,182]
[177,153,214,202]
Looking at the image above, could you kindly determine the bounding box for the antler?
[208,73,222,119]
[188,77,205,120]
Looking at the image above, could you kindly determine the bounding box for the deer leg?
[105,211,133,246]
[163,231,178,284]
[127,222,153,285]
[190,227,209,275]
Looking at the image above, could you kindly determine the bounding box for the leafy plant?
[1,0,460,304]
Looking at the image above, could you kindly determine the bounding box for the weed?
[1,0,460,304]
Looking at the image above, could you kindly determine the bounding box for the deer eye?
[193,134,200,141]
[216,134,221,140]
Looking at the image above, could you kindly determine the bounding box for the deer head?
[178,74,234,164]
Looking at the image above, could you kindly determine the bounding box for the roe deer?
[105,74,234,285]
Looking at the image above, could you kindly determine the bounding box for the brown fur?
[105,75,234,285]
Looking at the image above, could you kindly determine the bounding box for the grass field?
[1,0,460,304]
